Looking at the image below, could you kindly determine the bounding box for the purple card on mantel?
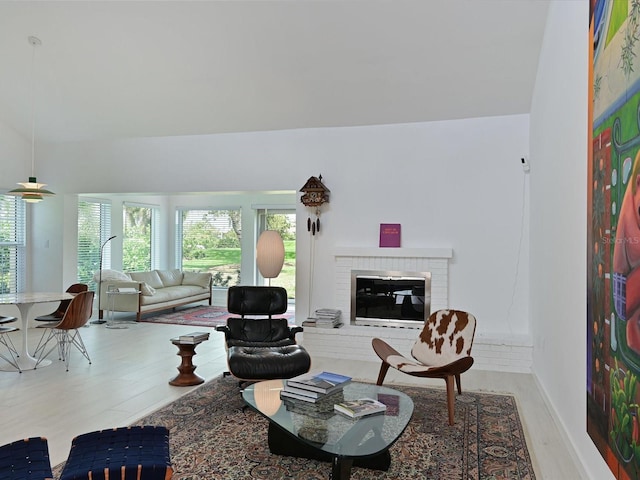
[379,223,401,247]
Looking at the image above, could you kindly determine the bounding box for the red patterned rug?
[139,305,296,327]
[53,375,536,479]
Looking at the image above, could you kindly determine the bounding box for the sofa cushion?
[130,270,163,289]
[140,285,208,306]
[183,272,211,289]
[157,269,183,287]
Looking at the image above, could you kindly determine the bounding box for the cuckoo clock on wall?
[300,175,330,235]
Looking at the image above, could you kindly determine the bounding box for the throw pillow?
[157,269,184,287]
[92,269,131,283]
[140,282,156,296]
[129,270,163,289]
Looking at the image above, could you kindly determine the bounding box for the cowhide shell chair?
[371,309,477,425]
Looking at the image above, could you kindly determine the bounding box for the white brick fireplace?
[333,247,451,315]
[301,247,533,373]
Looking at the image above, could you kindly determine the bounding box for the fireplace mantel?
[334,247,452,259]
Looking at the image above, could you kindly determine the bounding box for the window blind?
[77,200,112,291]
[0,195,26,294]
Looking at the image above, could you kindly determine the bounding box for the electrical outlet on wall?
[521,156,530,173]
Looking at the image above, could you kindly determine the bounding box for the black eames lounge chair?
[217,286,311,386]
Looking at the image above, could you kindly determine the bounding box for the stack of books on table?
[280,371,352,404]
[177,331,210,343]
[314,309,342,328]
[282,391,344,419]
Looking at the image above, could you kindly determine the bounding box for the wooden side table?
[169,337,207,386]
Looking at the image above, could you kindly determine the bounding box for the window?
[77,200,112,291]
[123,204,158,272]
[256,209,296,298]
[176,208,241,287]
[0,195,26,294]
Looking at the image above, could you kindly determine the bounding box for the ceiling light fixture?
[8,36,54,204]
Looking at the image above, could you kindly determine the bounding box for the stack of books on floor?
[314,308,342,328]
[280,371,351,407]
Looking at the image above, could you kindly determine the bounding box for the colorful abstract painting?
[589,1,640,477]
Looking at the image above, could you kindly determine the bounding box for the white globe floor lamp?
[256,231,285,286]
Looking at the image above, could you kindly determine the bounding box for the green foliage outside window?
[181,209,242,287]
[123,206,152,272]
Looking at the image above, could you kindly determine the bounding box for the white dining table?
[0,292,74,371]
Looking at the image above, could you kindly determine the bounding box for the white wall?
[30,114,531,341]
[0,118,28,184]
[530,1,612,479]
[0,2,613,475]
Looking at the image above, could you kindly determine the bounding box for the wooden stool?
[169,336,207,386]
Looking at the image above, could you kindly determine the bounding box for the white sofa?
[98,269,213,321]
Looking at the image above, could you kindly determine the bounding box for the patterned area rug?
[139,305,296,327]
[54,375,535,479]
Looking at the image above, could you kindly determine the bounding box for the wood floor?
[0,312,584,478]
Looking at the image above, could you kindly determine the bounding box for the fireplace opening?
[351,270,431,328]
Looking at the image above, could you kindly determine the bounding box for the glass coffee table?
[243,379,414,479]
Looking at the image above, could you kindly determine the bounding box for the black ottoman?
[60,426,172,480]
[0,437,53,480]
[228,344,311,380]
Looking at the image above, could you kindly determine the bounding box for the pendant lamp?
[256,230,285,283]
[8,36,54,203]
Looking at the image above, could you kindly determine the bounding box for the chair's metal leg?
[61,332,71,371]
[70,330,91,363]
[0,334,21,372]
[3,333,19,357]
[57,330,67,360]
[33,328,51,358]
[35,330,57,368]
[59,330,92,372]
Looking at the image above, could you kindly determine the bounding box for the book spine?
[279,391,318,403]
[285,381,327,394]
[334,405,356,418]
[282,385,321,398]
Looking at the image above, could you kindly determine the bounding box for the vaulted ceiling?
[0,1,550,144]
